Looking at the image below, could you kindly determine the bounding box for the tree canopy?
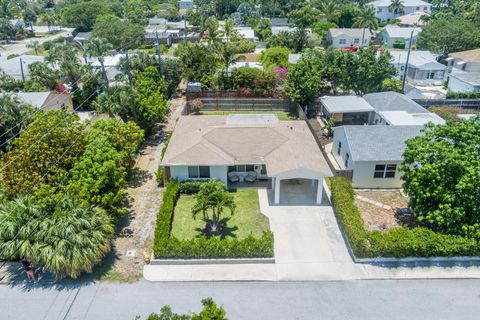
[401,118,480,237]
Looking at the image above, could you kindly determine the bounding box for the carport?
[271,168,325,205]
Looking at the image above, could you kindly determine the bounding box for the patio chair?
[228,172,240,183]
[244,171,257,183]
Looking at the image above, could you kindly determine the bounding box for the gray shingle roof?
[338,125,424,162]
[328,28,372,39]
[449,72,480,86]
[363,91,428,113]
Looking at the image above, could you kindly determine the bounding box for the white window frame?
[339,39,346,45]
[353,38,360,44]
[373,164,397,179]
[337,141,342,155]
[344,153,349,168]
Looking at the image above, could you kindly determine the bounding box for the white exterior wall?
[332,129,354,170]
[169,165,228,184]
[452,59,480,73]
[448,76,480,93]
[381,32,417,48]
[352,161,404,189]
[328,33,369,48]
[372,5,431,22]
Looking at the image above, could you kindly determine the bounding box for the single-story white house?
[73,32,92,43]
[332,125,424,188]
[7,91,73,111]
[0,55,45,81]
[317,91,444,126]
[162,114,331,205]
[449,48,480,73]
[448,72,480,93]
[390,50,447,85]
[327,28,372,48]
[379,26,420,48]
[368,0,431,22]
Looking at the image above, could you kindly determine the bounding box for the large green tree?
[0,94,34,151]
[416,18,480,54]
[0,110,86,198]
[61,1,110,32]
[92,14,145,49]
[402,118,480,237]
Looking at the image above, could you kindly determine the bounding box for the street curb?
[149,257,275,265]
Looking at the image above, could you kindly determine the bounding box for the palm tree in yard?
[26,40,40,55]
[192,180,236,235]
[85,37,113,87]
[353,7,378,48]
[223,18,238,42]
[389,0,405,16]
[219,43,245,88]
[321,1,342,23]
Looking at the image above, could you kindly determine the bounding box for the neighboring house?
[271,18,289,27]
[379,26,420,48]
[318,91,445,126]
[9,19,25,29]
[390,50,447,85]
[228,62,263,73]
[0,55,45,81]
[162,114,331,205]
[288,54,302,65]
[449,48,480,73]
[332,125,424,188]
[236,26,257,41]
[397,11,429,26]
[178,0,194,10]
[145,19,192,44]
[10,91,73,111]
[73,32,92,43]
[448,72,480,93]
[368,0,432,22]
[327,28,372,48]
[90,54,124,81]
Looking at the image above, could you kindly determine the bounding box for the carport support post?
[274,178,281,204]
[316,179,323,205]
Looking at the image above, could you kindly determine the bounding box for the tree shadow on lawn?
[194,217,239,240]
[127,167,152,188]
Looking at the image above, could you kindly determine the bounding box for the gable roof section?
[328,28,372,39]
[450,49,480,63]
[383,26,421,38]
[363,91,429,113]
[390,50,446,70]
[337,125,424,162]
[13,92,51,108]
[449,72,480,86]
[319,96,374,113]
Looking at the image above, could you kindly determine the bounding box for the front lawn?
[200,110,297,121]
[172,189,270,240]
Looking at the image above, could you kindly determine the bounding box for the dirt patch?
[355,191,416,232]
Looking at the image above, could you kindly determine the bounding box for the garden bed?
[329,177,480,258]
[153,180,274,259]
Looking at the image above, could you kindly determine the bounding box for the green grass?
[200,110,297,121]
[171,189,270,240]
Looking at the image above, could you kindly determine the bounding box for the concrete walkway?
[144,189,480,281]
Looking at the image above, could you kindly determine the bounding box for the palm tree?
[192,180,236,235]
[46,41,82,88]
[35,196,114,279]
[0,94,34,150]
[353,7,378,48]
[223,18,238,42]
[220,43,245,88]
[85,37,113,87]
[26,40,40,55]
[93,86,134,118]
[389,0,405,16]
[321,1,342,23]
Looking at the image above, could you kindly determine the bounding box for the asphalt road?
[0,28,73,57]
[1,279,479,320]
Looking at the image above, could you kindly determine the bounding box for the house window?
[339,39,346,45]
[337,141,342,155]
[416,6,420,10]
[188,166,210,178]
[427,72,435,79]
[400,66,405,71]
[260,164,267,175]
[345,153,349,168]
[373,164,397,179]
[246,164,255,172]
[378,8,382,12]
[354,38,360,44]
[423,6,427,10]
[228,165,259,173]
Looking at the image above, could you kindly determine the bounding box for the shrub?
[392,41,406,49]
[156,133,172,187]
[230,67,276,95]
[446,91,480,99]
[178,180,210,194]
[330,177,480,258]
[152,180,274,259]
[188,99,203,114]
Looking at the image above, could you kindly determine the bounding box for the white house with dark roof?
[332,125,424,188]
[390,50,447,85]
[317,91,444,126]
[162,114,331,205]
[327,28,372,48]
[368,0,431,22]
[379,26,420,48]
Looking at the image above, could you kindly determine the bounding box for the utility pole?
[154,28,163,77]
[184,17,187,40]
[402,26,415,94]
[19,58,25,82]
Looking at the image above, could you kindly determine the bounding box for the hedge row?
[178,180,211,194]
[153,180,274,259]
[330,177,480,258]
[155,133,172,186]
[446,92,480,99]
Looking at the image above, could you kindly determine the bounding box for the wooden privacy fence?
[183,97,298,115]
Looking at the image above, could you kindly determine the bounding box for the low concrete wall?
[149,256,275,265]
